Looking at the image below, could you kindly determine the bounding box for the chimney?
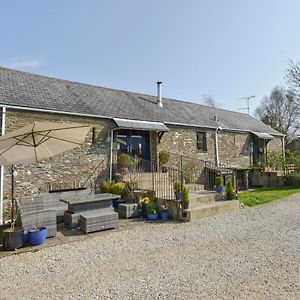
[157,81,163,107]
[214,114,218,122]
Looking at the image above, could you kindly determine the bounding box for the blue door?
[117,130,150,161]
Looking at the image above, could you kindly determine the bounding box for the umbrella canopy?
[0,122,91,166]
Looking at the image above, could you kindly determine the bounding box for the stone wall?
[218,132,252,167]
[157,126,283,169]
[1,109,284,197]
[157,125,215,167]
[267,137,283,154]
[3,110,114,197]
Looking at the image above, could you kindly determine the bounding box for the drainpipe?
[282,136,285,159]
[215,128,219,167]
[0,106,6,224]
[109,129,115,181]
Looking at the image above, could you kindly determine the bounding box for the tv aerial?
[237,95,255,115]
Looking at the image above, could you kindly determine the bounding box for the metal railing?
[113,152,238,200]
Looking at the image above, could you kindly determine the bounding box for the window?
[196,132,207,152]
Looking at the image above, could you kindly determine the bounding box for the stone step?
[182,200,240,222]
[188,191,216,208]
[186,184,205,192]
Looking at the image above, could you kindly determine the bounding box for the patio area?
[0,216,171,257]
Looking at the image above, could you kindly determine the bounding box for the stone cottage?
[0,67,284,198]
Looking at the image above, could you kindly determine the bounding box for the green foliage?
[159,151,170,165]
[285,149,300,170]
[173,181,181,192]
[147,201,157,214]
[226,178,235,193]
[283,173,300,186]
[100,179,112,193]
[117,153,130,168]
[182,185,189,202]
[109,182,126,197]
[255,161,267,172]
[215,176,223,186]
[238,186,300,207]
[257,150,300,172]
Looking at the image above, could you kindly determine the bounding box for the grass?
[238,186,300,207]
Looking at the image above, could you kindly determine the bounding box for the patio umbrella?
[0,122,91,166]
[0,121,91,221]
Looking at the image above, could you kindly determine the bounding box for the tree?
[202,93,218,107]
[286,59,300,98]
[255,86,300,140]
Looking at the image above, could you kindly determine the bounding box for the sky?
[1,0,300,115]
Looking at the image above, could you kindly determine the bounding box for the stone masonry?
[3,110,114,198]
[1,109,284,198]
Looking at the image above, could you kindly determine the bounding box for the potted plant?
[117,153,130,173]
[147,200,158,220]
[159,151,170,172]
[215,175,223,193]
[173,181,182,200]
[182,185,189,209]
[226,178,236,200]
[159,203,169,221]
[141,196,151,217]
[2,225,24,251]
[28,226,48,246]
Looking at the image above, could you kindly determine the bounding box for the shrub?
[267,151,285,170]
[159,151,170,165]
[226,179,235,193]
[182,185,189,202]
[215,176,223,186]
[110,182,126,197]
[117,153,130,168]
[283,173,300,186]
[173,181,181,192]
[100,179,112,193]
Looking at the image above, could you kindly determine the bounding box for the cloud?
[0,57,42,70]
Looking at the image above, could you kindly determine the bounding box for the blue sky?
[1,0,300,114]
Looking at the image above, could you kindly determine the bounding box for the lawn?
[238,186,300,207]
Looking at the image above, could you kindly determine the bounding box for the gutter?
[0,104,112,120]
[0,104,284,137]
[165,121,284,137]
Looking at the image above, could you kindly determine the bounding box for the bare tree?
[202,93,217,107]
[255,86,300,140]
[286,59,300,98]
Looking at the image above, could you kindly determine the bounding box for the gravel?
[1,195,300,300]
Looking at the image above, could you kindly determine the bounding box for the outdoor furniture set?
[61,193,120,233]
[2,189,120,251]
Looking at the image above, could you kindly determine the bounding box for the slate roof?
[0,66,282,136]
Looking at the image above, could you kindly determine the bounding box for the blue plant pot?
[175,191,182,200]
[112,198,119,209]
[160,211,169,221]
[147,213,158,220]
[142,204,148,217]
[28,226,48,246]
[216,185,223,193]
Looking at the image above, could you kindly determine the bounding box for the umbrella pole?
[11,165,14,224]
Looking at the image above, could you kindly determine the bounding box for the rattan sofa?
[16,189,92,238]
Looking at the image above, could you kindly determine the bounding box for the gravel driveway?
[1,195,300,300]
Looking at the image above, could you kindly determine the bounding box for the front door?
[116,130,150,161]
[252,137,266,164]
